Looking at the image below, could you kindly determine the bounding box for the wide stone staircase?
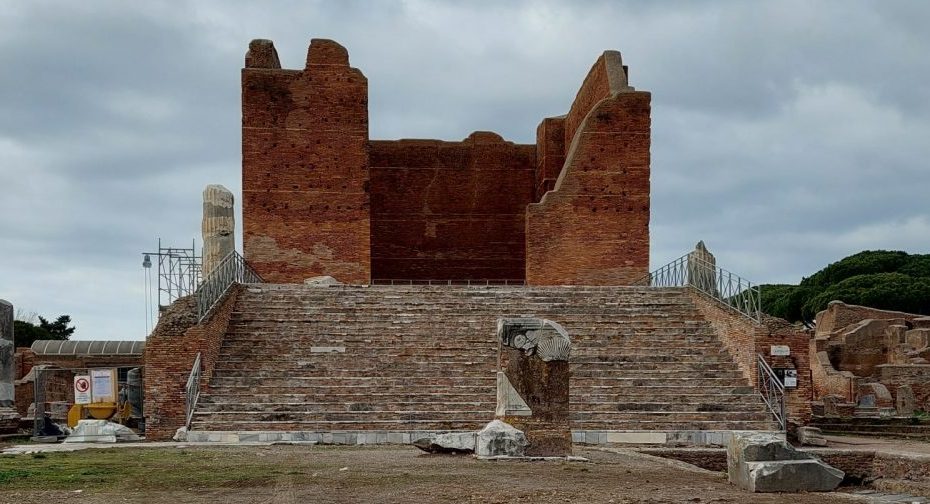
[189,284,774,436]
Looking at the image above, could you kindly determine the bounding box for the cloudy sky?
[1,0,928,340]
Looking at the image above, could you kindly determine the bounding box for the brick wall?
[689,291,813,422]
[526,51,649,285]
[534,117,565,199]
[241,39,650,286]
[13,347,34,380]
[242,39,370,284]
[369,133,535,281]
[877,364,930,409]
[810,450,876,482]
[143,286,241,441]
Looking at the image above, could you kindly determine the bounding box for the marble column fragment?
[0,300,14,407]
[688,240,718,296]
[202,184,236,278]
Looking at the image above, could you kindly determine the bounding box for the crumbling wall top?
[306,38,349,67]
[245,39,281,69]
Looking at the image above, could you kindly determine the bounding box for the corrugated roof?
[30,340,145,356]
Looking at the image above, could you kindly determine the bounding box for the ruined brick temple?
[144,39,810,445]
[241,38,650,285]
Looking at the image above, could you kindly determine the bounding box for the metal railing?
[196,251,263,321]
[371,279,526,286]
[185,352,202,429]
[757,353,786,431]
[637,253,762,323]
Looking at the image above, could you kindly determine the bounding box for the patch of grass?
[0,469,33,484]
[0,447,289,491]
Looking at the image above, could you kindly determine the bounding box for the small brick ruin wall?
[143,286,241,441]
[242,39,650,285]
[811,302,930,404]
[689,291,813,423]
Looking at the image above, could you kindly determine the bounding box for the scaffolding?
[142,238,202,320]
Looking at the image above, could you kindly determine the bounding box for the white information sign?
[73,375,92,405]
[90,368,116,403]
[770,345,790,357]
[784,369,798,388]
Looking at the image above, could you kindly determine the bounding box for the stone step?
[198,391,761,404]
[190,419,774,432]
[192,409,768,423]
[209,367,745,379]
[195,400,766,414]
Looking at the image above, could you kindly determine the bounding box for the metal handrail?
[636,253,762,323]
[185,352,202,429]
[371,279,527,286]
[195,251,263,321]
[757,353,786,431]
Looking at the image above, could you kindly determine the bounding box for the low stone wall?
[143,285,242,441]
[646,446,930,488]
[689,291,813,422]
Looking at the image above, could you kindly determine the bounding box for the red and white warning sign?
[74,375,92,404]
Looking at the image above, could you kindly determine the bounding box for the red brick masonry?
[143,286,241,441]
[690,292,813,423]
[242,39,649,285]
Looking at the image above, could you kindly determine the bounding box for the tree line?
[760,250,930,324]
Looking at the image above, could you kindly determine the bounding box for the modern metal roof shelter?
[30,340,145,356]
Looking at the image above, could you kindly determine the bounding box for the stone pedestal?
[0,300,15,408]
[496,318,571,457]
[202,184,235,278]
[0,300,21,433]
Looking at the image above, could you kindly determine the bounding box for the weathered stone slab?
[304,276,342,286]
[412,432,476,454]
[476,420,527,458]
[495,371,531,417]
[202,184,235,278]
[727,432,842,493]
[797,426,828,447]
[64,420,140,443]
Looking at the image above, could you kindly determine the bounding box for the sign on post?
[74,375,92,404]
[90,368,117,403]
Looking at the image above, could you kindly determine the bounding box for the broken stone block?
[412,432,476,454]
[476,420,527,458]
[797,426,828,447]
[727,432,843,493]
[897,385,917,416]
[64,420,140,443]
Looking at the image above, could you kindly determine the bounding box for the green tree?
[12,314,75,348]
[760,250,930,324]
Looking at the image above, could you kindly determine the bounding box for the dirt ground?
[0,445,864,504]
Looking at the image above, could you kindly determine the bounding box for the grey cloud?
[1,0,927,339]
